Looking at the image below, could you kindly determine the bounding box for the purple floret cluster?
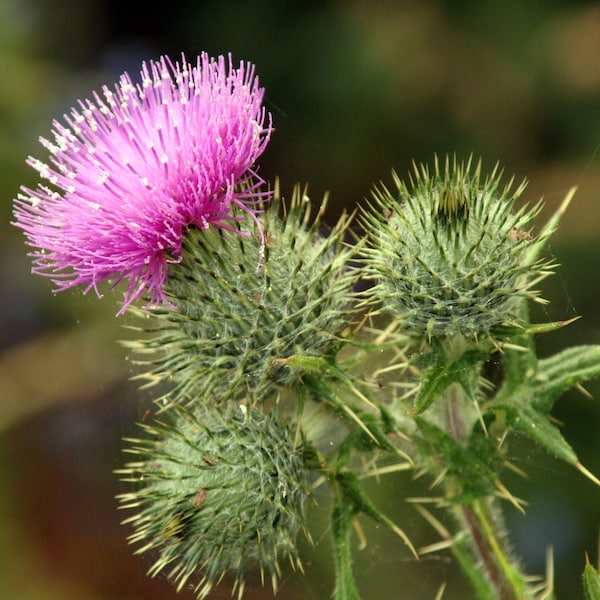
[13,53,272,312]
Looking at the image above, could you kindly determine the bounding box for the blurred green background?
[1,0,599,598]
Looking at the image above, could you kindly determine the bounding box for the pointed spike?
[524,315,581,335]
[360,462,414,478]
[575,462,600,486]
[524,186,577,267]
[501,459,530,480]
[435,582,448,600]
[420,540,455,555]
[540,545,555,600]
[413,503,451,539]
[495,480,527,515]
[575,382,594,399]
[389,521,420,560]
[271,571,278,594]
[352,516,368,550]
[341,403,378,444]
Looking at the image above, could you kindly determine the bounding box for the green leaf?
[492,396,578,466]
[336,471,418,558]
[412,347,484,414]
[491,343,600,473]
[533,345,600,413]
[335,411,400,462]
[414,418,501,501]
[412,354,454,414]
[583,557,600,600]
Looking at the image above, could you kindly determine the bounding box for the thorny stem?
[332,486,361,600]
[456,500,527,600]
[442,382,529,600]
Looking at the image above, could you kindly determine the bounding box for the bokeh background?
[1,1,599,598]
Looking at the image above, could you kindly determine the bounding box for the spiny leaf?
[533,345,600,412]
[414,418,501,502]
[583,554,600,600]
[411,346,486,414]
[493,398,577,466]
[492,393,600,485]
[336,470,418,559]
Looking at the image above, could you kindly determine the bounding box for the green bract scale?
[127,184,359,405]
[361,156,552,341]
[117,402,309,600]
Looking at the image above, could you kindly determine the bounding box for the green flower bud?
[118,402,309,599]
[128,184,359,404]
[361,156,551,342]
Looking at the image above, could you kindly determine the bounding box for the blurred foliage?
[1,0,599,599]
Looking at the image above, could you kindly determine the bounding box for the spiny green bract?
[360,156,552,342]
[117,402,309,600]
[127,184,360,405]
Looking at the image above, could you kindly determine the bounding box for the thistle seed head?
[361,155,552,342]
[117,402,309,599]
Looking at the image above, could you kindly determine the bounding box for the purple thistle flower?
[13,52,272,313]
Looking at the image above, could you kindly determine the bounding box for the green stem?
[440,381,530,600]
[455,499,528,600]
[331,490,361,600]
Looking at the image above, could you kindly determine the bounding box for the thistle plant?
[11,52,600,600]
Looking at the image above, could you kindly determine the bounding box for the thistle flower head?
[361,156,551,342]
[13,52,272,313]
[118,402,309,599]
[129,184,360,404]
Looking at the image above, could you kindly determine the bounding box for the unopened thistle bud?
[361,156,551,342]
[118,402,309,599]
[130,184,360,404]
